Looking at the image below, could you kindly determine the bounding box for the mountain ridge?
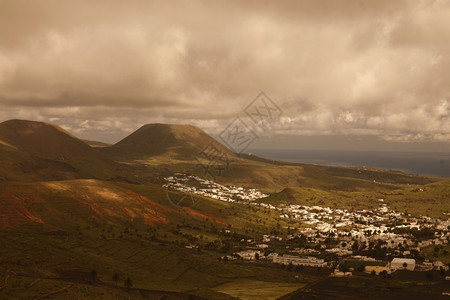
[0,119,119,181]
[101,123,234,160]
[0,119,103,159]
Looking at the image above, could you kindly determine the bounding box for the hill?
[101,123,234,161]
[0,119,436,191]
[0,119,104,160]
[0,120,121,181]
[261,187,298,205]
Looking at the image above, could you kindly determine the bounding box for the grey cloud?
[0,0,448,145]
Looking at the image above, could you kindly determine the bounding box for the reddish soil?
[0,180,170,229]
[184,208,229,226]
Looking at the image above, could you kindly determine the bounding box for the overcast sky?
[0,0,449,151]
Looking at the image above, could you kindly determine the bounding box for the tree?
[112,273,119,286]
[90,270,97,281]
[340,265,349,273]
[410,249,419,258]
[287,262,293,271]
[352,240,359,252]
[124,277,133,288]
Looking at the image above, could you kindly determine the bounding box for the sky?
[0,0,449,151]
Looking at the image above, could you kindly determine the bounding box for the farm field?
[213,279,306,300]
[282,272,450,299]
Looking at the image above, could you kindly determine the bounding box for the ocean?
[250,149,450,178]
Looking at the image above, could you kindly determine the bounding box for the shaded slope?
[101,123,234,160]
[0,134,86,182]
[0,119,102,159]
[0,120,121,181]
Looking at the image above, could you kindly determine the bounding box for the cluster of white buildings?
[163,174,268,202]
[281,203,449,257]
[228,251,328,268]
[243,202,449,272]
[166,174,449,272]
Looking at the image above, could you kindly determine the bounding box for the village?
[164,174,450,277]
[163,173,269,202]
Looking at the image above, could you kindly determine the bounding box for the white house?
[390,258,416,271]
[273,254,327,267]
[267,253,278,260]
[236,250,261,260]
[256,244,269,249]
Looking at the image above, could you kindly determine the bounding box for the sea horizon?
[250,149,450,178]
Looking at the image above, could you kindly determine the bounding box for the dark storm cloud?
[0,0,448,143]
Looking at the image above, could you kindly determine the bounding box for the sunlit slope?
[210,154,436,193]
[258,178,450,218]
[0,179,170,230]
[385,178,450,218]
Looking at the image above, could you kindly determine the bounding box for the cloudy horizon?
[0,0,449,151]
